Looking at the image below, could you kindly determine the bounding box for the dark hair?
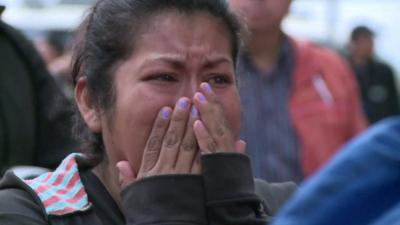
[72,0,242,166]
[351,25,374,41]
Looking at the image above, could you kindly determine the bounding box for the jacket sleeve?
[339,57,368,134]
[254,179,297,216]
[382,65,400,116]
[121,175,208,225]
[121,153,269,225]
[201,153,269,225]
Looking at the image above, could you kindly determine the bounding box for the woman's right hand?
[117,97,201,189]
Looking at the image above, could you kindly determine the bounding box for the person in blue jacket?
[272,116,400,225]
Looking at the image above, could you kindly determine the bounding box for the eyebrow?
[140,54,233,70]
[203,57,233,69]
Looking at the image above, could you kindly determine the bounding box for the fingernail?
[191,106,199,117]
[196,93,206,103]
[160,107,171,119]
[202,83,212,93]
[177,98,189,109]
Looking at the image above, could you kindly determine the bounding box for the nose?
[177,79,200,101]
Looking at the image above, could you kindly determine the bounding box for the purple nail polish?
[191,106,199,117]
[197,93,206,103]
[202,83,212,93]
[161,108,171,119]
[178,98,189,109]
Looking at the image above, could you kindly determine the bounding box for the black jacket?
[352,58,400,124]
[0,153,295,225]
[0,20,76,174]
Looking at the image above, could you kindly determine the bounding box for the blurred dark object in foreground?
[272,116,400,225]
[0,19,77,176]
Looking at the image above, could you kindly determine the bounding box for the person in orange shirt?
[229,0,367,182]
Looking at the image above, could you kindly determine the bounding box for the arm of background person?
[271,116,400,225]
[383,65,400,116]
[343,59,369,134]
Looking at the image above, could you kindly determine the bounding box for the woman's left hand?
[192,82,246,154]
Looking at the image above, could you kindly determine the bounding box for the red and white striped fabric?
[23,153,92,216]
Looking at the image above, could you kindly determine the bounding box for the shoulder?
[292,39,337,58]
[372,60,394,75]
[291,38,350,71]
[290,38,358,96]
[347,116,400,150]
[254,179,296,215]
[0,172,48,223]
[0,154,92,219]
[0,188,44,215]
[0,20,37,56]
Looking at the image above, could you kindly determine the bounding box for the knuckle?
[215,119,230,137]
[181,139,197,152]
[163,131,179,148]
[147,136,161,152]
[215,125,225,137]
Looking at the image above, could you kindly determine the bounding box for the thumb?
[116,161,136,190]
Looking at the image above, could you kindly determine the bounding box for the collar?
[23,153,92,216]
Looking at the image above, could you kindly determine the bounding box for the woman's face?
[100,12,241,174]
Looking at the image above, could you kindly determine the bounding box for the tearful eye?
[146,74,178,82]
[208,75,232,87]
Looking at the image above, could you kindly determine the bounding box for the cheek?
[220,91,241,138]
[107,87,174,172]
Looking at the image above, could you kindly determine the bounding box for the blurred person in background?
[34,31,65,68]
[348,25,400,124]
[0,5,76,175]
[35,30,75,99]
[228,0,367,183]
[272,116,400,225]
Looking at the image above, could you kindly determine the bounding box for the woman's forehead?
[139,10,231,40]
[131,12,233,58]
